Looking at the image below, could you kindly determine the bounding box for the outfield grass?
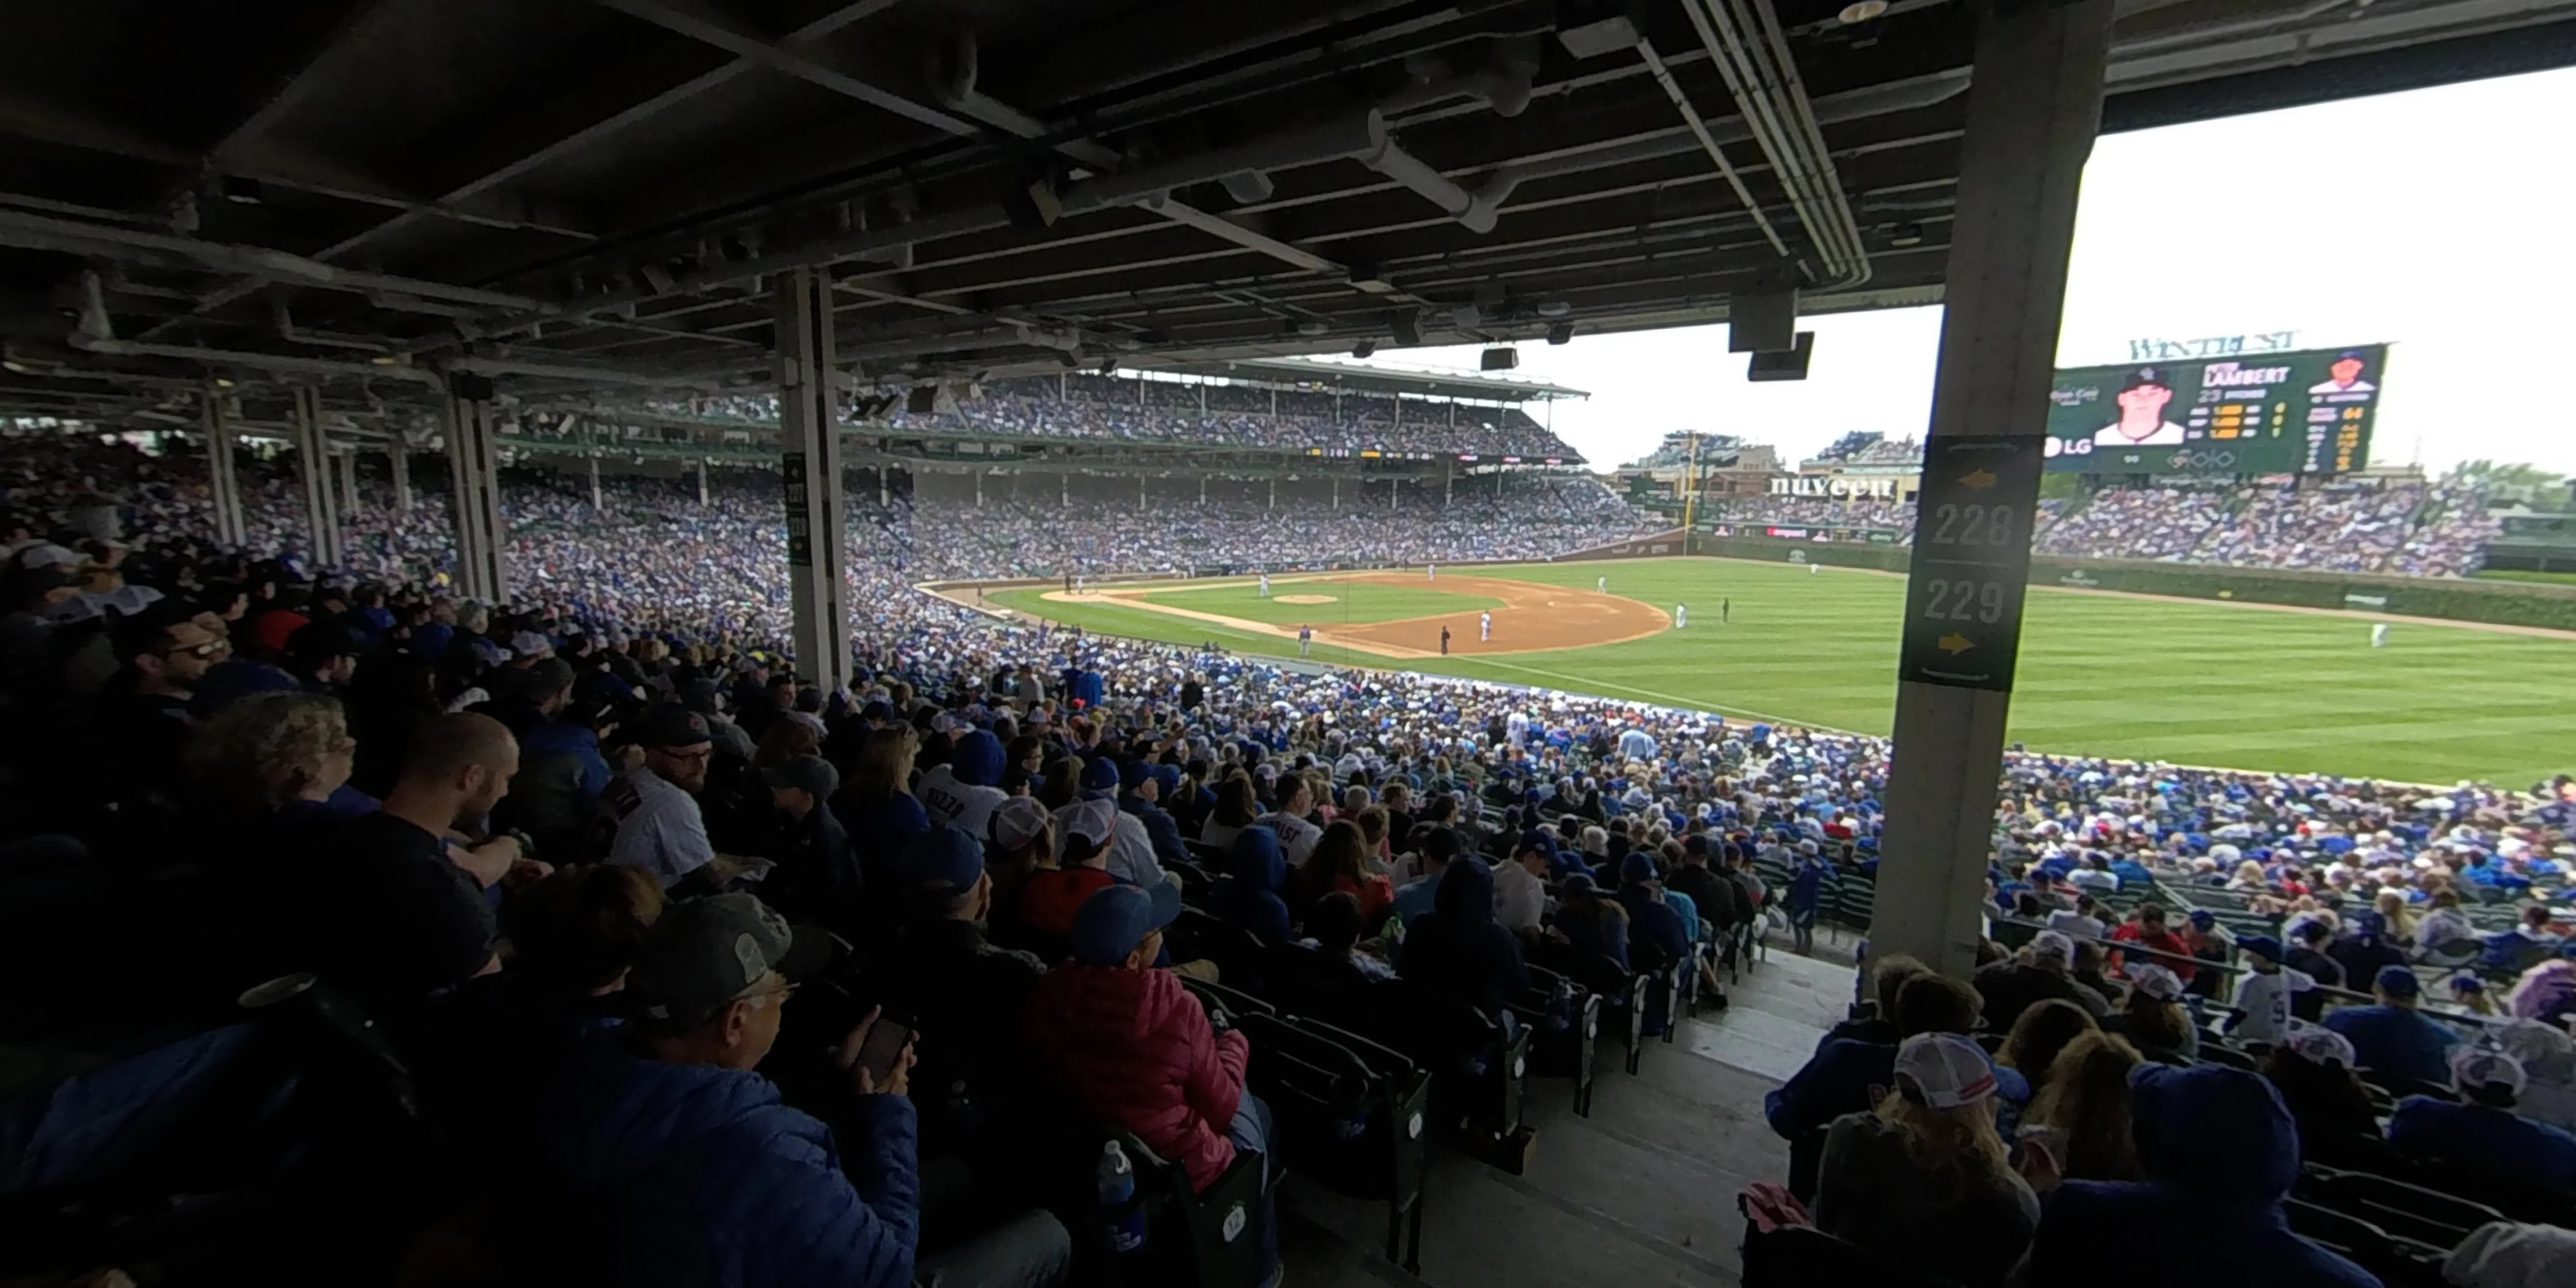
[2476,569,2576,587]
[990,557,2576,786]
[1138,577,1502,626]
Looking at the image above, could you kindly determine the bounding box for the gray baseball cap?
[627,894,812,1030]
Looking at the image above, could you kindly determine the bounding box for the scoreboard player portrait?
[2308,350,2376,397]
[2093,367,2188,447]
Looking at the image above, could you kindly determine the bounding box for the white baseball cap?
[2284,1025,2357,1070]
[1893,1033,1998,1108]
[2451,1047,2529,1098]
[991,796,1050,852]
[2126,963,2183,1002]
[2029,930,2076,966]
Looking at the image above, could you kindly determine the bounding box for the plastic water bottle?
[1097,1141,1144,1254]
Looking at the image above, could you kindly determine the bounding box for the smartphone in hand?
[854,1010,915,1089]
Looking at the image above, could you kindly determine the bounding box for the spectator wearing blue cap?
[758,755,861,935]
[2321,964,2461,1085]
[1023,881,1276,1279]
[1387,824,1460,927]
[869,824,1046,1141]
[1117,760,1191,872]
[1786,839,1832,954]
[1056,755,1169,893]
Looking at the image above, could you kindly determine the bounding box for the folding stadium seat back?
[1239,1013,1432,1272]
[2282,1198,2446,1288]
[1516,966,1601,1116]
[1167,909,1274,992]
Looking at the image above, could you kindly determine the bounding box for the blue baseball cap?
[2373,965,2421,998]
[2236,935,2285,963]
[1080,756,1121,793]
[1516,828,1554,857]
[898,823,984,893]
[2187,910,2217,930]
[1562,873,1599,897]
[1069,881,1183,966]
[1620,853,1660,885]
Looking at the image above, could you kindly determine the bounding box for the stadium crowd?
[636,372,1580,459]
[3,429,2572,1288]
[1710,477,2501,578]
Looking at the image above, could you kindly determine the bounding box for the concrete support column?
[389,441,413,511]
[1199,476,1208,505]
[1331,477,1339,510]
[444,380,509,602]
[1268,476,1277,510]
[589,456,604,510]
[697,459,711,506]
[290,388,344,568]
[1869,0,2115,980]
[776,266,852,692]
[1444,461,1454,509]
[975,469,985,508]
[1390,477,1399,510]
[1061,474,1069,508]
[1138,475,1146,509]
[202,387,245,548]
[335,447,362,523]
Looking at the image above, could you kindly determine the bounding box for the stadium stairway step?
[1276,945,1856,1286]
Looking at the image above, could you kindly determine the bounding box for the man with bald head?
[280,713,526,1012]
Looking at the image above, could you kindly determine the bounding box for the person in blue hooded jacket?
[1615,853,1692,971]
[523,894,1071,1288]
[1210,823,1294,945]
[1397,856,1528,1025]
[2025,1063,2379,1288]
[1119,761,1191,871]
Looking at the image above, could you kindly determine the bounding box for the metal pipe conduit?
[0,209,556,314]
[66,333,447,387]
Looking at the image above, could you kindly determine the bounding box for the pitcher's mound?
[1273,594,1338,605]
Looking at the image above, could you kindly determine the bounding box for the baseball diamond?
[982,557,2576,786]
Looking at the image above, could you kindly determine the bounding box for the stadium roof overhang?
[2,0,2571,441]
[1138,355,1588,403]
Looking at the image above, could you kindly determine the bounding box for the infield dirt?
[1038,570,1668,659]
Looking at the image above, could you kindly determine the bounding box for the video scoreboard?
[2042,343,2387,475]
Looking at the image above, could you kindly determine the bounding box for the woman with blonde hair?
[186,691,364,818]
[830,724,926,846]
[2374,888,2419,947]
[2022,1031,2144,1181]
[1815,1031,2043,1288]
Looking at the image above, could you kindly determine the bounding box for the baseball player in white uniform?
[1258,572,1271,598]
[1479,610,1491,642]
[1427,564,1436,580]
[2371,623,2389,648]
[1675,603,1687,628]
[1596,575,1606,592]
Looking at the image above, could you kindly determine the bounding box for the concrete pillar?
[1199,475,1208,505]
[776,266,852,691]
[1390,477,1399,510]
[1331,477,1339,511]
[389,441,413,511]
[335,447,362,522]
[202,387,245,547]
[1268,476,1277,510]
[696,459,710,506]
[443,380,509,602]
[1061,474,1069,508]
[1138,475,1146,509]
[1870,0,2115,980]
[589,455,603,510]
[1444,461,1454,509]
[975,469,985,508]
[290,388,344,568]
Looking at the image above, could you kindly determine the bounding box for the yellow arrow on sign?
[1959,468,1998,490]
[1937,633,1975,654]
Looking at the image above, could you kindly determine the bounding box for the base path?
[1036,570,1670,659]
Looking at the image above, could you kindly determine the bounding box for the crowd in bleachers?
[3,431,2572,1287]
[635,374,1580,459]
[2030,478,2502,578]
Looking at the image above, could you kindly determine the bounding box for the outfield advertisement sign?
[2044,343,2386,475]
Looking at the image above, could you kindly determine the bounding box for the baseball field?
[977,557,2576,787]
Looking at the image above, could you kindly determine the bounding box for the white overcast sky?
[1350,66,2576,475]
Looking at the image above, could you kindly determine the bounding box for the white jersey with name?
[602,765,715,888]
[918,763,1007,840]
